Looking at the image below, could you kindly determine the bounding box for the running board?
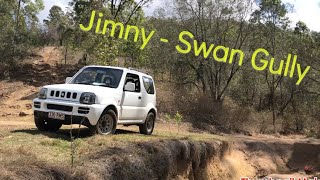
[117,119,144,125]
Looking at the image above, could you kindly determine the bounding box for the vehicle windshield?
[70,67,123,88]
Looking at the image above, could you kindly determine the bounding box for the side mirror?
[65,77,72,84]
[124,82,135,92]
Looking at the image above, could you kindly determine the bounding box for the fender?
[143,103,157,122]
[100,99,120,119]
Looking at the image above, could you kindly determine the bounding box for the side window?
[124,73,141,92]
[142,76,155,94]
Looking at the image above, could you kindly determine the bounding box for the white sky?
[38,0,320,32]
[38,0,68,22]
[282,0,320,31]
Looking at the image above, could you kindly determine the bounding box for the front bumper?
[34,111,93,127]
[32,98,106,126]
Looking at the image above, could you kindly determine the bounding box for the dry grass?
[0,122,229,180]
[0,120,229,178]
[0,118,319,180]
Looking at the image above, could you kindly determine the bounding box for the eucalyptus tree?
[0,0,44,63]
[68,0,152,66]
[171,0,256,101]
[250,0,293,131]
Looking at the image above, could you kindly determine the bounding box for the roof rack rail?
[128,67,149,75]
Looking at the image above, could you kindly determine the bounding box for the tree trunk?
[64,47,68,64]
[13,0,22,55]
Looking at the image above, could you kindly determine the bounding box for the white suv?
[32,66,157,135]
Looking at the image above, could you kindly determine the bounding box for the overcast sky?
[38,0,320,32]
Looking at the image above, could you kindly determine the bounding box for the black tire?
[34,116,62,132]
[91,109,117,135]
[139,112,155,135]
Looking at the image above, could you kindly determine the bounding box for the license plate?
[48,112,65,120]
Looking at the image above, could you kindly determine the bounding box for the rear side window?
[142,76,155,94]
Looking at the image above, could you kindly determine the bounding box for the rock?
[25,104,32,110]
[257,169,269,178]
[243,130,253,136]
[19,112,28,117]
[9,105,20,109]
[304,165,314,174]
[275,133,281,138]
[2,113,12,116]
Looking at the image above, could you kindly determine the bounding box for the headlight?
[39,88,48,99]
[80,92,96,105]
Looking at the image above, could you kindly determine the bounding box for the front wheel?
[91,109,117,135]
[139,113,155,135]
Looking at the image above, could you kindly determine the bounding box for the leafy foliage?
[0,0,44,64]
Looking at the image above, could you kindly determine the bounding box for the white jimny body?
[32,66,157,135]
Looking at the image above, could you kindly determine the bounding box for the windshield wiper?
[92,83,113,88]
[75,82,92,85]
[96,84,112,87]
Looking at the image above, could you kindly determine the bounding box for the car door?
[120,73,144,120]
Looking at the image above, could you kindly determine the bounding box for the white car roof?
[84,65,153,79]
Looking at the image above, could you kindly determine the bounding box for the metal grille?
[49,90,78,100]
[47,104,73,112]
[78,107,90,114]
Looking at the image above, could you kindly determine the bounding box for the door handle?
[138,96,142,100]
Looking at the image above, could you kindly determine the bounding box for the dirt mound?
[0,161,73,180]
[232,135,320,179]
[0,46,83,120]
[287,142,320,171]
[0,63,81,118]
[76,140,228,180]
[8,63,82,87]
[0,139,230,180]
